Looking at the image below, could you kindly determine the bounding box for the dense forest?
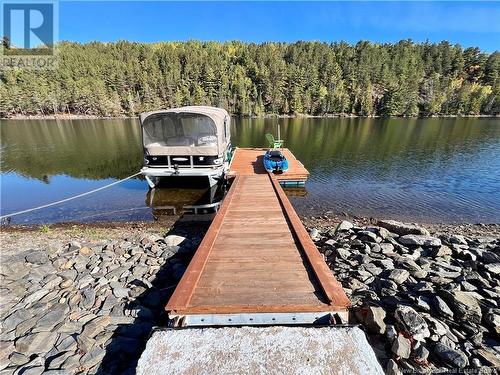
[1,40,499,117]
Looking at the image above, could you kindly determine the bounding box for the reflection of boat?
[146,182,225,218]
[140,106,233,188]
[263,150,289,173]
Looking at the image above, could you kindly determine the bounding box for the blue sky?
[58,1,500,51]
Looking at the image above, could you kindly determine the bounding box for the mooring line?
[0,171,143,219]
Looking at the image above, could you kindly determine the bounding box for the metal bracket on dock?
[168,312,348,327]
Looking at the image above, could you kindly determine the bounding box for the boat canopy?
[140,106,230,156]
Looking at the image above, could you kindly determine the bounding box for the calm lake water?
[1,117,499,224]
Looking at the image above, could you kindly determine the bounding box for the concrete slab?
[137,326,383,375]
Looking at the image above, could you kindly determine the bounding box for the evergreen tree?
[0,40,498,117]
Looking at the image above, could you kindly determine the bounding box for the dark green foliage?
[0,40,498,117]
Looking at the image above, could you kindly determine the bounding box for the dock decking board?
[166,148,350,321]
[228,147,309,182]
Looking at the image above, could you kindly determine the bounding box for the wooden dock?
[166,148,350,326]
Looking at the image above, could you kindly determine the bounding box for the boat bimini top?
[140,106,231,157]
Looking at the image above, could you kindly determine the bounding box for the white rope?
[0,171,143,220]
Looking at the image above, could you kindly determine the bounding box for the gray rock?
[391,335,411,358]
[424,315,448,337]
[377,220,430,236]
[9,352,30,366]
[15,331,58,354]
[2,309,34,333]
[82,316,111,338]
[78,274,94,289]
[25,251,49,265]
[81,288,96,309]
[399,235,441,247]
[380,243,395,254]
[385,359,401,375]
[385,325,397,343]
[55,335,78,352]
[415,345,429,362]
[164,234,186,247]
[484,309,500,335]
[43,276,63,291]
[476,348,500,368]
[449,234,467,245]
[110,282,130,299]
[460,281,476,292]
[0,342,15,364]
[481,251,500,264]
[357,231,378,243]
[80,346,106,369]
[362,263,383,276]
[440,290,482,324]
[432,296,454,319]
[471,358,481,368]
[32,304,68,332]
[309,228,319,240]
[335,220,353,232]
[376,227,391,240]
[47,350,75,370]
[59,353,82,371]
[395,258,427,278]
[484,263,500,275]
[416,296,431,312]
[16,356,44,375]
[375,259,394,270]
[76,334,95,353]
[394,306,430,341]
[433,343,468,368]
[388,269,410,284]
[69,241,82,251]
[60,269,77,281]
[101,295,120,311]
[132,265,148,278]
[432,245,452,257]
[352,306,386,334]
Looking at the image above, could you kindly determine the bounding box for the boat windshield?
[142,113,217,148]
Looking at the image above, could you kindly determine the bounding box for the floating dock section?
[229,147,309,186]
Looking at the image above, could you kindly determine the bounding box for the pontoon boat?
[140,106,232,187]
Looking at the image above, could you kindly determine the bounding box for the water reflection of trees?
[232,117,500,179]
[1,117,498,183]
[0,119,143,181]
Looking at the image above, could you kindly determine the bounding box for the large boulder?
[377,220,430,236]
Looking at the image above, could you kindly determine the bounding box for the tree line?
[1,40,499,117]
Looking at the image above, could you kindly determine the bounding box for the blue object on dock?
[263,150,289,173]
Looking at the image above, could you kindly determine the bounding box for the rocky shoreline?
[0,218,499,374]
[0,222,209,374]
[308,218,500,374]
